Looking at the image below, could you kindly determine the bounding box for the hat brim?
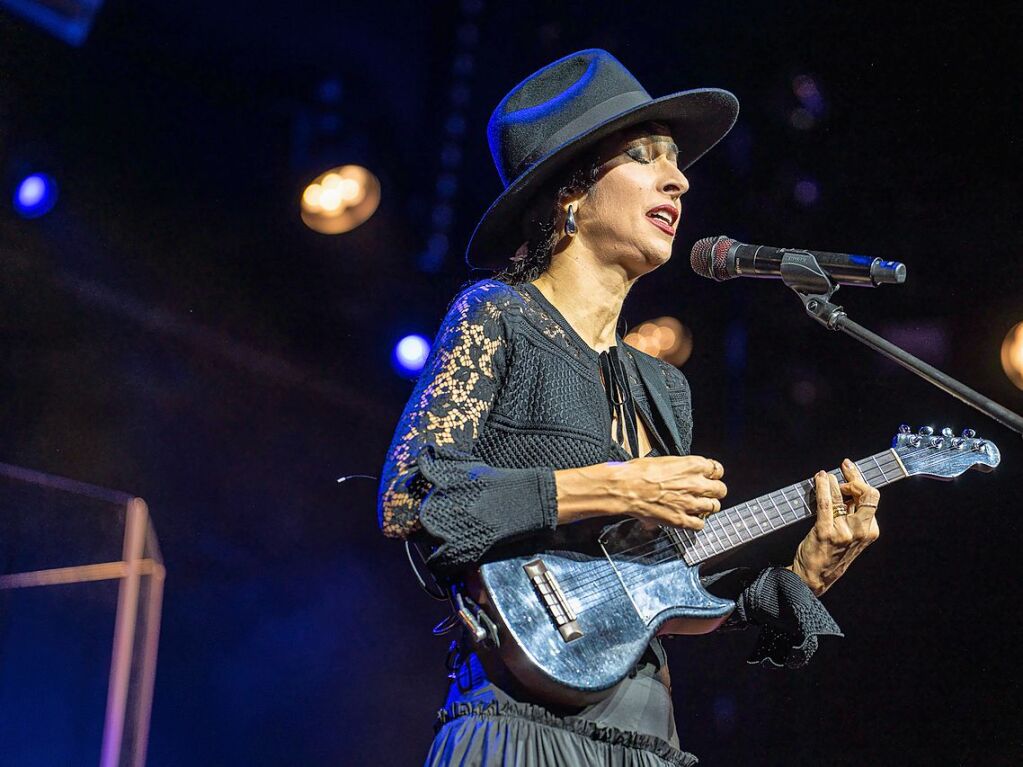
[465,87,739,269]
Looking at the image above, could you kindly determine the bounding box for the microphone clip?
[779,251,847,330]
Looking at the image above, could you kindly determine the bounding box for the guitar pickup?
[523,559,583,642]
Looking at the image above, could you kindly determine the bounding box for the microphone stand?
[779,252,1023,437]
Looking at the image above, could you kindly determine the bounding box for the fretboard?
[681,449,907,565]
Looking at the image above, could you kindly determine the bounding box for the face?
[569,127,688,275]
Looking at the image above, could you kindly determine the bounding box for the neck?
[531,246,635,353]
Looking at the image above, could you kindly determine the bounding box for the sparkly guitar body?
[466,427,1000,706]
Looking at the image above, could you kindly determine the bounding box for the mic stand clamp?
[780,252,1023,438]
[779,252,846,329]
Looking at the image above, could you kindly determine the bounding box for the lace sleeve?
[377,281,559,573]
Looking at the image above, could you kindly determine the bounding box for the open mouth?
[645,204,678,236]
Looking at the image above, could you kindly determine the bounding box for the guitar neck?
[683,449,908,565]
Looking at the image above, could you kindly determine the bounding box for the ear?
[558,187,587,215]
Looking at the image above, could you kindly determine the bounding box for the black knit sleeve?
[377,281,559,573]
[703,567,843,668]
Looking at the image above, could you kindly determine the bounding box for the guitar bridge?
[522,559,583,642]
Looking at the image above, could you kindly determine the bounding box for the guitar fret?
[755,497,778,530]
[779,487,803,520]
[684,451,913,565]
[735,507,754,539]
[870,454,888,483]
[767,492,789,526]
[718,511,739,548]
[727,510,746,544]
[746,501,767,535]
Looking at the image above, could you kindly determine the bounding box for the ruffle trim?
[741,569,844,669]
[436,700,699,767]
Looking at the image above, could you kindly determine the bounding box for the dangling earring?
[564,204,577,236]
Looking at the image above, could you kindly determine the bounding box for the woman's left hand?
[789,459,880,596]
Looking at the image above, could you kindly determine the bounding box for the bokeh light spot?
[394,335,431,376]
[13,173,58,218]
[300,165,380,234]
[1001,322,1023,390]
[624,317,693,367]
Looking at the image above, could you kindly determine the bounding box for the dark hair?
[494,157,602,285]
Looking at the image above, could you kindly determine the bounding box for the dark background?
[1,1,1022,764]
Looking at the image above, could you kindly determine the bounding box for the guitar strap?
[625,349,687,457]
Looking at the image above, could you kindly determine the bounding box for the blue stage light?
[394,335,431,375]
[14,174,58,218]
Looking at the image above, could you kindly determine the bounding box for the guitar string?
[562,463,893,604]
[563,444,980,604]
[568,449,957,605]
[563,475,870,607]
[559,459,898,602]
[566,448,976,608]
[559,456,896,596]
[562,456,912,605]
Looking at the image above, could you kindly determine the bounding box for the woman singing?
[378,49,881,766]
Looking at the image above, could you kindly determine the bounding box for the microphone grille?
[690,236,735,280]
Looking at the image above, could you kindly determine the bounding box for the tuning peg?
[961,428,976,439]
[941,427,954,438]
[909,435,922,447]
[951,437,966,449]
[898,424,912,434]
[918,426,934,436]
[929,436,945,449]
[973,439,987,451]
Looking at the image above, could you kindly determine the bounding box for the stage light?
[300,165,380,234]
[1001,322,1023,390]
[394,335,431,376]
[624,317,693,367]
[13,173,58,218]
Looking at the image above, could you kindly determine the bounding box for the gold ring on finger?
[832,503,849,518]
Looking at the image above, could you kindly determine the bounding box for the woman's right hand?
[608,455,727,530]
[554,456,727,529]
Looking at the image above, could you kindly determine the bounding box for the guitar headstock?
[892,424,1000,479]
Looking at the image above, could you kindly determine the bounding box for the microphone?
[690,235,906,287]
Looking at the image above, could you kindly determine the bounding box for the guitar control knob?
[961,428,976,439]
[941,427,954,438]
[918,426,934,436]
[898,424,912,434]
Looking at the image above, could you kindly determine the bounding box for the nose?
[660,159,689,199]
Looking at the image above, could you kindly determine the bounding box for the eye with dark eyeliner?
[624,146,652,164]
[624,140,680,166]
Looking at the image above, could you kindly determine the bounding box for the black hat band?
[513,90,649,180]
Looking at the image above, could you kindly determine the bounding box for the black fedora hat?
[466,49,739,269]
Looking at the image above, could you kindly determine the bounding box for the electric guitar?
[465,425,1000,705]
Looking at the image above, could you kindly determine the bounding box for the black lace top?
[378,279,841,669]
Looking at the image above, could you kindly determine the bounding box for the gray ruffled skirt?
[423,650,698,767]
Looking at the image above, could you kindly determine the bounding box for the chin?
[644,245,673,270]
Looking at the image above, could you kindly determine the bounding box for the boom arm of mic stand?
[780,253,1023,438]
